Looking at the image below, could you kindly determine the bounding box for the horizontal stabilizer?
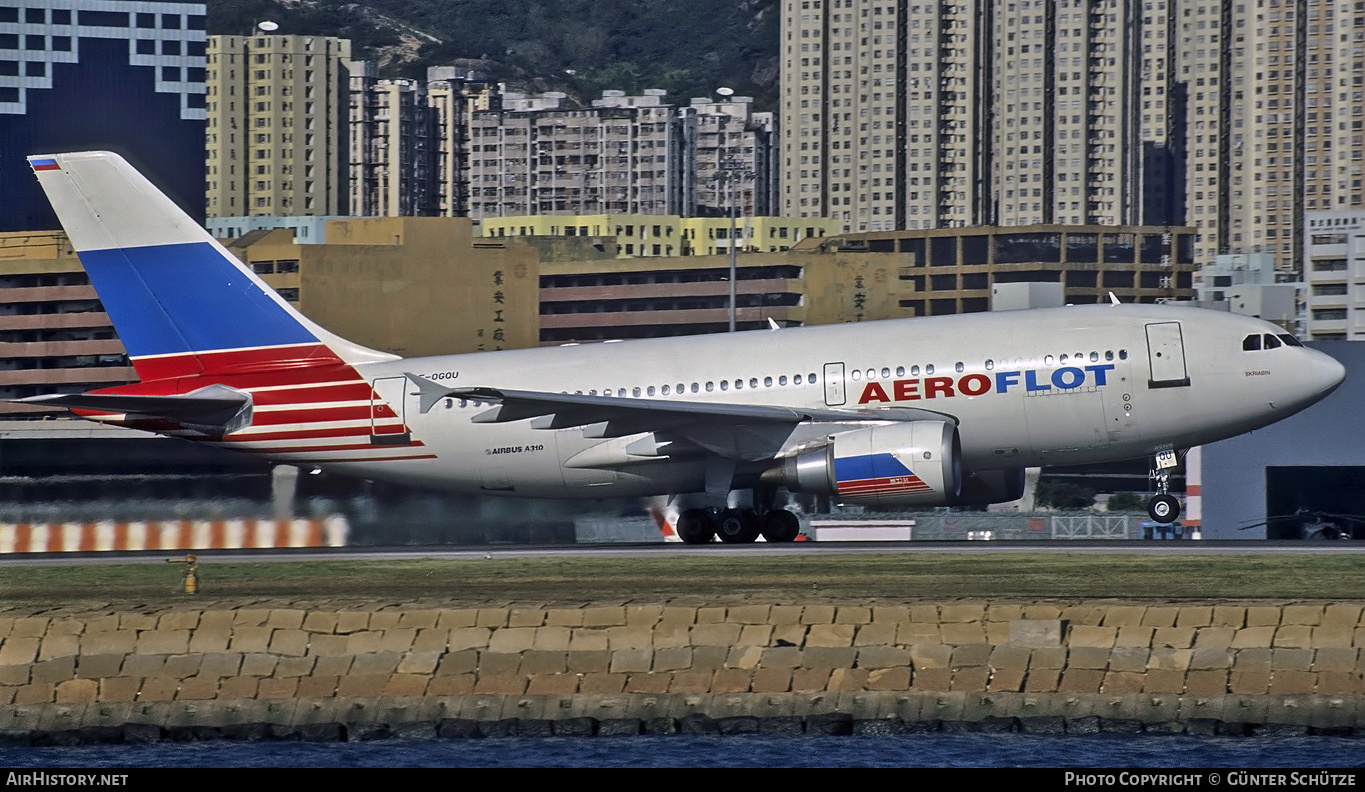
[15,383,253,438]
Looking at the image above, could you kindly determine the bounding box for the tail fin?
[28,151,395,382]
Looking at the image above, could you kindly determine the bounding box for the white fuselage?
[213,303,1343,501]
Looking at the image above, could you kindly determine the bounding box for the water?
[3,734,1363,768]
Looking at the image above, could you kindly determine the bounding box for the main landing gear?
[1147,448,1182,524]
[676,506,802,544]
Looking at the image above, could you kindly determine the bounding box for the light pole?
[713,87,752,333]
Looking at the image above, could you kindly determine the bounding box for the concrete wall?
[2,600,1364,741]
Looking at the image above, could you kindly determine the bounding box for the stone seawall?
[3,601,1364,741]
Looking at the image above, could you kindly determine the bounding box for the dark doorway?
[1265,466,1365,539]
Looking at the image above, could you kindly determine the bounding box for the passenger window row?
[570,373,821,398]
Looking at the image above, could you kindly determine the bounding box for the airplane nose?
[1308,349,1346,396]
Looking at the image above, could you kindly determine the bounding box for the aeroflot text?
[857,364,1115,405]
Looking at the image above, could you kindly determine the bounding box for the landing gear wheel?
[1148,494,1181,524]
[716,508,761,543]
[760,509,801,543]
[677,509,716,544]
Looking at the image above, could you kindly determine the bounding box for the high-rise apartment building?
[689,95,778,217]
[0,0,207,232]
[205,34,350,218]
[348,61,438,217]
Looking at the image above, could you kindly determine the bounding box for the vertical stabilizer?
[28,151,396,381]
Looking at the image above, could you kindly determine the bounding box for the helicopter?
[1239,509,1365,540]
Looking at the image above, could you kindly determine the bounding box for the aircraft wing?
[405,373,954,431]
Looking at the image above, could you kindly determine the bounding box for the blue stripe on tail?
[79,242,316,359]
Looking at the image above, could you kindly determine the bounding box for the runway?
[3,539,1364,566]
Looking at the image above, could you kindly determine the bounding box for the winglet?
[767,318,781,331]
[1109,292,1121,306]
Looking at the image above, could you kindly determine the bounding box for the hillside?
[207,0,781,110]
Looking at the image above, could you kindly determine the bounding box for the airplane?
[15,151,1348,544]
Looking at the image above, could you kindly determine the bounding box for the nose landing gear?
[1147,449,1182,524]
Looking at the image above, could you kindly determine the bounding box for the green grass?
[2,552,1363,610]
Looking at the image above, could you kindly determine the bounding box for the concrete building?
[479,214,840,257]
[0,0,207,232]
[205,34,350,218]
[1304,211,1365,340]
[348,62,438,217]
[0,231,135,416]
[687,95,777,218]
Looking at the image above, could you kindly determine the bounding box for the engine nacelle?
[768,421,961,508]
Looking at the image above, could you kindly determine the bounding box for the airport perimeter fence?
[811,510,1149,541]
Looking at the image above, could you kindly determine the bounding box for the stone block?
[765,606,801,625]
[369,611,403,631]
[689,645,729,671]
[737,625,773,646]
[1233,648,1272,673]
[712,668,753,693]
[305,633,347,657]
[1274,625,1314,649]
[611,648,653,674]
[788,669,830,692]
[1100,672,1144,693]
[606,626,654,650]
[1322,604,1363,628]
[257,678,300,698]
[872,606,911,624]
[11,617,50,637]
[273,656,319,678]
[1232,627,1277,649]
[851,622,894,647]
[653,647,692,672]
[691,623,742,646]
[1023,669,1060,693]
[1069,625,1117,648]
[940,623,986,645]
[337,674,394,698]
[527,675,579,695]
[162,654,201,678]
[346,630,386,654]
[751,669,793,693]
[1009,620,1062,647]
[79,631,135,657]
[333,612,370,634]
[37,634,79,662]
[1058,669,1103,694]
[1193,627,1235,650]
[951,644,992,668]
[1268,670,1316,695]
[54,679,98,703]
[1068,646,1111,670]
[1147,649,1193,672]
[312,655,354,677]
[911,668,952,691]
[301,612,338,634]
[198,653,243,678]
[1140,607,1180,628]
[268,629,308,657]
[543,608,585,628]
[137,678,178,701]
[175,676,220,700]
[772,625,806,647]
[74,654,124,680]
[1229,671,1270,694]
[427,675,475,696]
[565,651,611,674]
[396,652,441,675]
[1141,669,1186,694]
[758,646,802,669]
[806,624,855,647]
[1101,606,1146,627]
[1175,607,1213,628]
[507,609,545,628]
[1022,605,1062,620]
[1185,670,1229,695]
[1059,606,1107,627]
[382,675,429,697]
[529,626,571,652]
[1211,606,1246,627]
[1313,648,1360,673]
[1114,626,1155,648]
[1028,647,1067,670]
[447,627,492,652]
[950,667,989,692]
[988,667,1026,692]
[801,605,836,624]
[581,607,626,627]
[624,605,663,627]
[1189,647,1233,671]
[898,623,942,644]
[1315,672,1361,695]
[1152,626,1195,649]
[0,637,39,666]
[395,609,442,630]
[226,626,272,654]
[940,603,985,623]
[568,629,610,652]
[13,683,54,705]
[669,672,715,693]
[725,645,763,671]
[624,673,671,694]
[1245,606,1282,627]
[857,646,911,669]
[218,677,260,699]
[909,644,953,670]
[487,627,536,653]
[1311,627,1354,649]
[652,624,690,649]
[834,607,871,625]
[231,609,270,627]
[867,668,911,691]
[1281,605,1323,626]
[986,604,1024,623]
[726,605,770,624]
[1108,647,1150,673]
[30,656,76,683]
[1271,648,1314,672]
[99,677,140,702]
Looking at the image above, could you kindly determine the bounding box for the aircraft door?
[823,362,846,406]
[370,376,411,445]
[1145,322,1190,388]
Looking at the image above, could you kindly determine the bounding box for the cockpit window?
[1242,334,1262,351]
[1278,334,1303,347]
[1263,334,1282,349]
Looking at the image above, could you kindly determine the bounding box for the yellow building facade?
[479,214,841,258]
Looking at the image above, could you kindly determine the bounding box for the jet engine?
[765,421,961,509]
[955,467,1027,506]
